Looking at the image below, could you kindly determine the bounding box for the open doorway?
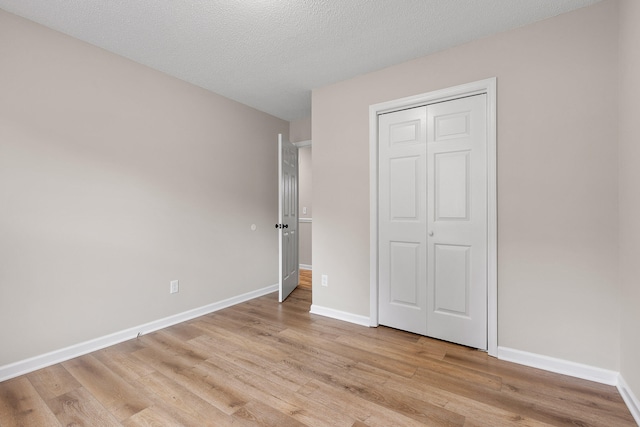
[297,142,312,289]
[291,116,312,290]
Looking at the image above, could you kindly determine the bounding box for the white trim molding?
[294,139,312,148]
[618,375,640,426]
[497,347,619,386]
[0,284,278,383]
[310,304,370,327]
[299,264,312,270]
[369,77,498,356]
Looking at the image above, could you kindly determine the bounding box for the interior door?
[278,134,299,302]
[378,107,428,335]
[378,94,488,350]
[426,94,487,350]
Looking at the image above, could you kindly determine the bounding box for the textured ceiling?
[0,0,601,121]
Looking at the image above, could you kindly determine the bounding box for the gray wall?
[619,0,640,401]
[0,10,288,366]
[313,0,620,370]
[290,116,311,144]
[298,146,312,268]
[290,117,312,269]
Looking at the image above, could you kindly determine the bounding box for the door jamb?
[368,78,498,357]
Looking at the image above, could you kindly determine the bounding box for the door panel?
[434,244,470,316]
[378,107,428,335]
[435,151,470,221]
[434,111,471,140]
[390,157,420,220]
[389,241,420,306]
[427,94,487,350]
[278,134,299,302]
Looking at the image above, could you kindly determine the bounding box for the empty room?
[0,0,639,425]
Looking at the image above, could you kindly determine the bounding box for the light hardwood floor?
[0,282,634,426]
[298,269,312,290]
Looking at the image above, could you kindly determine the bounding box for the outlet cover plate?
[170,280,179,294]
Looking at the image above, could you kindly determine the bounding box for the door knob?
[429,231,434,236]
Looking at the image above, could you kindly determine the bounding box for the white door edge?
[369,77,498,357]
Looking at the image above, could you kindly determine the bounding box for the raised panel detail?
[435,151,469,221]
[434,112,470,141]
[390,120,421,145]
[290,173,297,219]
[389,242,420,307]
[389,156,419,220]
[283,172,290,217]
[434,245,470,316]
[289,230,297,276]
[283,229,298,279]
[283,231,291,280]
[284,145,297,167]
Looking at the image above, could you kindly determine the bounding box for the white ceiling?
[0,0,601,121]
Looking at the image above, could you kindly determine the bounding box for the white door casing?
[370,78,497,356]
[278,134,299,302]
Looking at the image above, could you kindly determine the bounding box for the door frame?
[368,78,498,356]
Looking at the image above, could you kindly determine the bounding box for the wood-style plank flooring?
[298,269,312,290]
[0,278,634,426]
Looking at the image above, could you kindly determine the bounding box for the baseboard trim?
[0,284,278,383]
[309,304,370,327]
[299,264,312,270]
[618,375,640,425]
[497,346,619,386]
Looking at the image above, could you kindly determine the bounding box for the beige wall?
[298,146,313,220]
[299,223,312,268]
[0,10,288,366]
[619,0,640,400]
[298,146,313,267]
[313,1,620,370]
[290,116,312,143]
[290,117,313,268]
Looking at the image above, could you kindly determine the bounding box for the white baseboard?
[309,304,370,327]
[299,264,312,270]
[0,284,278,383]
[497,346,619,386]
[618,375,640,426]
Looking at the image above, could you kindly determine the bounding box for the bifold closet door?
[378,94,487,350]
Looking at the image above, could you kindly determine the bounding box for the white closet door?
[426,94,487,350]
[378,94,488,350]
[378,107,428,335]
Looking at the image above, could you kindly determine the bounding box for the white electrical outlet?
[321,275,328,287]
[170,280,179,294]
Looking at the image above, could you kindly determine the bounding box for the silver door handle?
[429,231,434,236]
